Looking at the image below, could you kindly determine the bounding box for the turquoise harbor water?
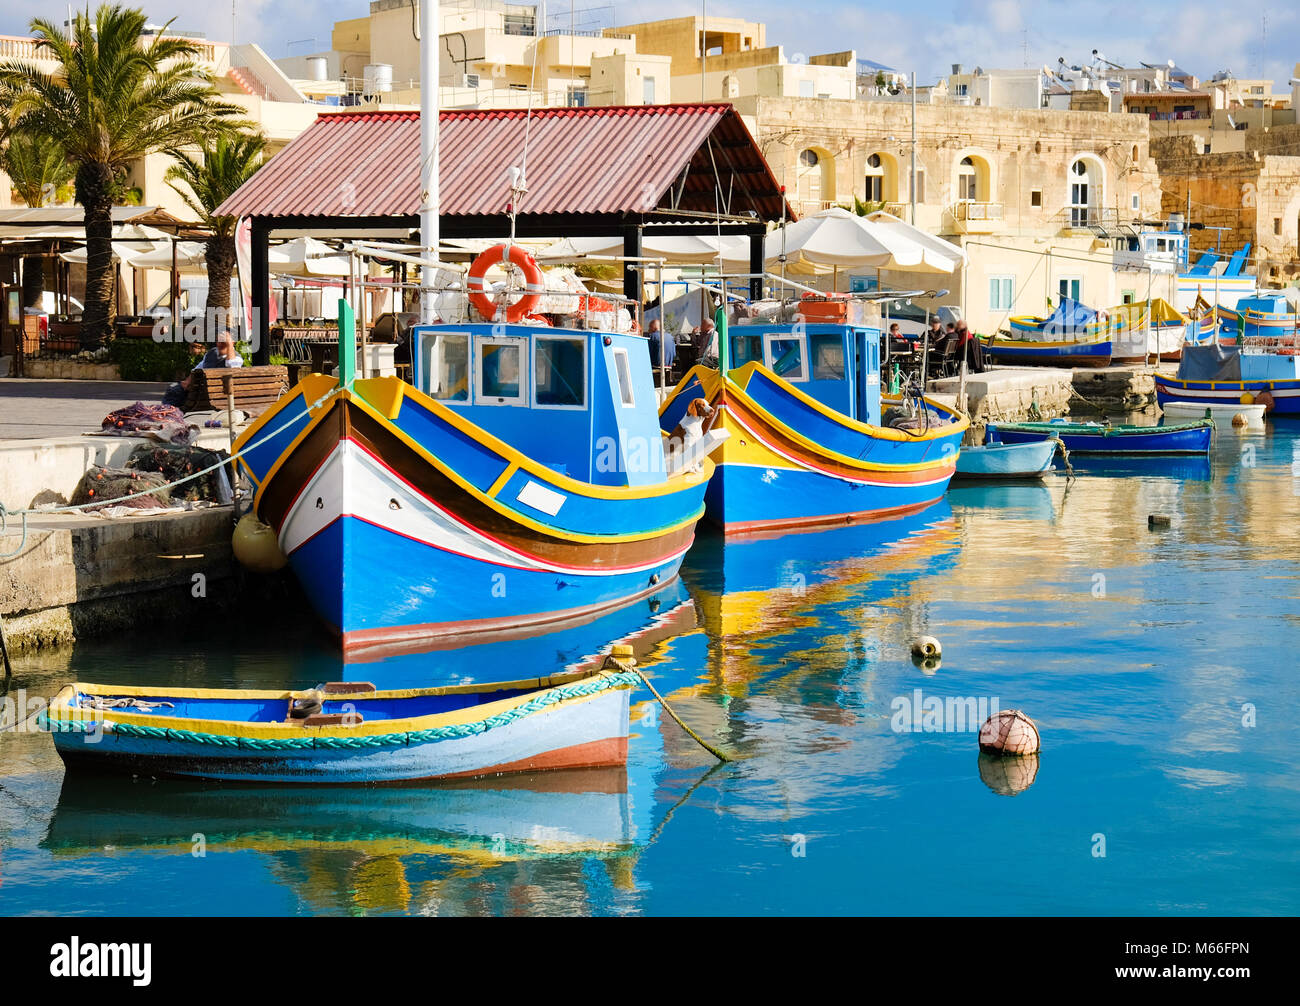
[2,420,1299,916]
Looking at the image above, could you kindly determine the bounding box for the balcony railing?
[953,201,1003,221]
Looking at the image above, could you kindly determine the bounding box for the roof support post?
[251,218,270,366]
[623,224,642,308]
[748,224,765,301]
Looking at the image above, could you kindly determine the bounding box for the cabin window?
[763,332,808,381]
[476,336,527,405]
[730,333,763,366]
[810,333,846,380]
[534,336,586,408]
[612,348,635,406]
[425,332,470,402]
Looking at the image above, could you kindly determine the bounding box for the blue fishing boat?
[233,251,721,655]
[984,298,1114,367]
[987,418,1213,455]
[39,668,638,783]
[954,438,1058,479]
[658,320,967,533]
[1156,296,1300,415]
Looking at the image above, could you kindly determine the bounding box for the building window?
[1122,290,1135,304]
[566,87,587,107]
[989,276,1014,312]
[1068,158,1099,228]
[958,156,978,201]
[865,152,890,202]
[797,148,831,205]
[1030,189,1042,208]
[800,149,819,168]
[1059,277,1082,302]
[1132,194,1140,212]
[1274,217,1282,236]
[643,76,655,104]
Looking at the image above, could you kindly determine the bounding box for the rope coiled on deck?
[36,672,638,751]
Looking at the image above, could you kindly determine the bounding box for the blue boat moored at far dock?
[987,419,1213,455]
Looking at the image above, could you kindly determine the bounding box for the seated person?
[646,318,675,374]
[692,318,718,369]
[162,330,244,407]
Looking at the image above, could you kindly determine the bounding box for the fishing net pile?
[70,467,171,510]
[124,443,233,504]
[99,402,193,445]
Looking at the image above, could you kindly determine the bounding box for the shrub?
[109,338,196,381]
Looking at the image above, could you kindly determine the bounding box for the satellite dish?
[1167,59,1175,69]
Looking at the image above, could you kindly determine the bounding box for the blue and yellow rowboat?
[659,322,966,534]
[982,334,1113,367]
[234,315,719,655]
[39,669,636,784]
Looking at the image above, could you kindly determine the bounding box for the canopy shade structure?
[214,104,793,361]
[719,206,966,276]
[537,232,750,266]
[268,237,351,278]
[58,232,207,273]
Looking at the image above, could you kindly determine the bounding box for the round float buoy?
[232,512,288,573]
[911,636,942,660]
[1231,412,1248,427]
[978,709,1041,756]
[466,243,544,323]
[1256,390,1276,413]
[1240,391,1255,405]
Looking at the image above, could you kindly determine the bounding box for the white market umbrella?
[537,233,749,266]
[720,206,965,278]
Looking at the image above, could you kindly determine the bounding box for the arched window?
[958,156,978,201]
[1069,157,1103,227]
[796,148,833,208]
[865,152,897,202]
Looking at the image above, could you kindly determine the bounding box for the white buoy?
[911,636,942,660]
[979,709,1041,756]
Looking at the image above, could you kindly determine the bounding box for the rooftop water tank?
[305,56,328,82]
[363,63,393,96]
[1168,212,1185,232]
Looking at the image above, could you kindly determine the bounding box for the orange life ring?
[467,244,544,323]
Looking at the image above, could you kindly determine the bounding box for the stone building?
[743,95,1165,332]
[1153,135,1300,284]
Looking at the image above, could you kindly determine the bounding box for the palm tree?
[0,5,244,345]
[0,129,74,308]
[166,131,267,314]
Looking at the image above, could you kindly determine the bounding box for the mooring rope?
[604,656,732,763]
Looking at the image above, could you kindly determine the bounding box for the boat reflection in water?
[339,576,698,687]
[44,769,647,914]
[946,483,1057,521]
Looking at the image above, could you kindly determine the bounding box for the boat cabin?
[1112,224,1189,274]
[411,323,667,487]
[726,323,884,426]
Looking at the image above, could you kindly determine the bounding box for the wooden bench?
[185,365,290,414]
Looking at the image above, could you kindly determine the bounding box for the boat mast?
[419,0,440,324]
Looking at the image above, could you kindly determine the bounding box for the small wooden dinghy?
[1161,400,1266,425]
[954,438,1058,480]
[38,668,637,784]
[987,418,1213,455]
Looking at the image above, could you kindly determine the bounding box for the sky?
[0,0,1295,90]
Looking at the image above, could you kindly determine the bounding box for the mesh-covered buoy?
[232,512,288,573]
[978,751,1040,795]
[1231,412,1248,427]
[978,709,1041,756]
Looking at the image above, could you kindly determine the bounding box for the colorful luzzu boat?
[234,289,720,655]
[984,298,1114,367]
[1157,295,1300,415]
[1108,298,1189,362]
[39,669,636,783]
[987,418,1213,455]
[659,321,966,534]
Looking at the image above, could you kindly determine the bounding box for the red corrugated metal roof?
[217,103,791,223]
